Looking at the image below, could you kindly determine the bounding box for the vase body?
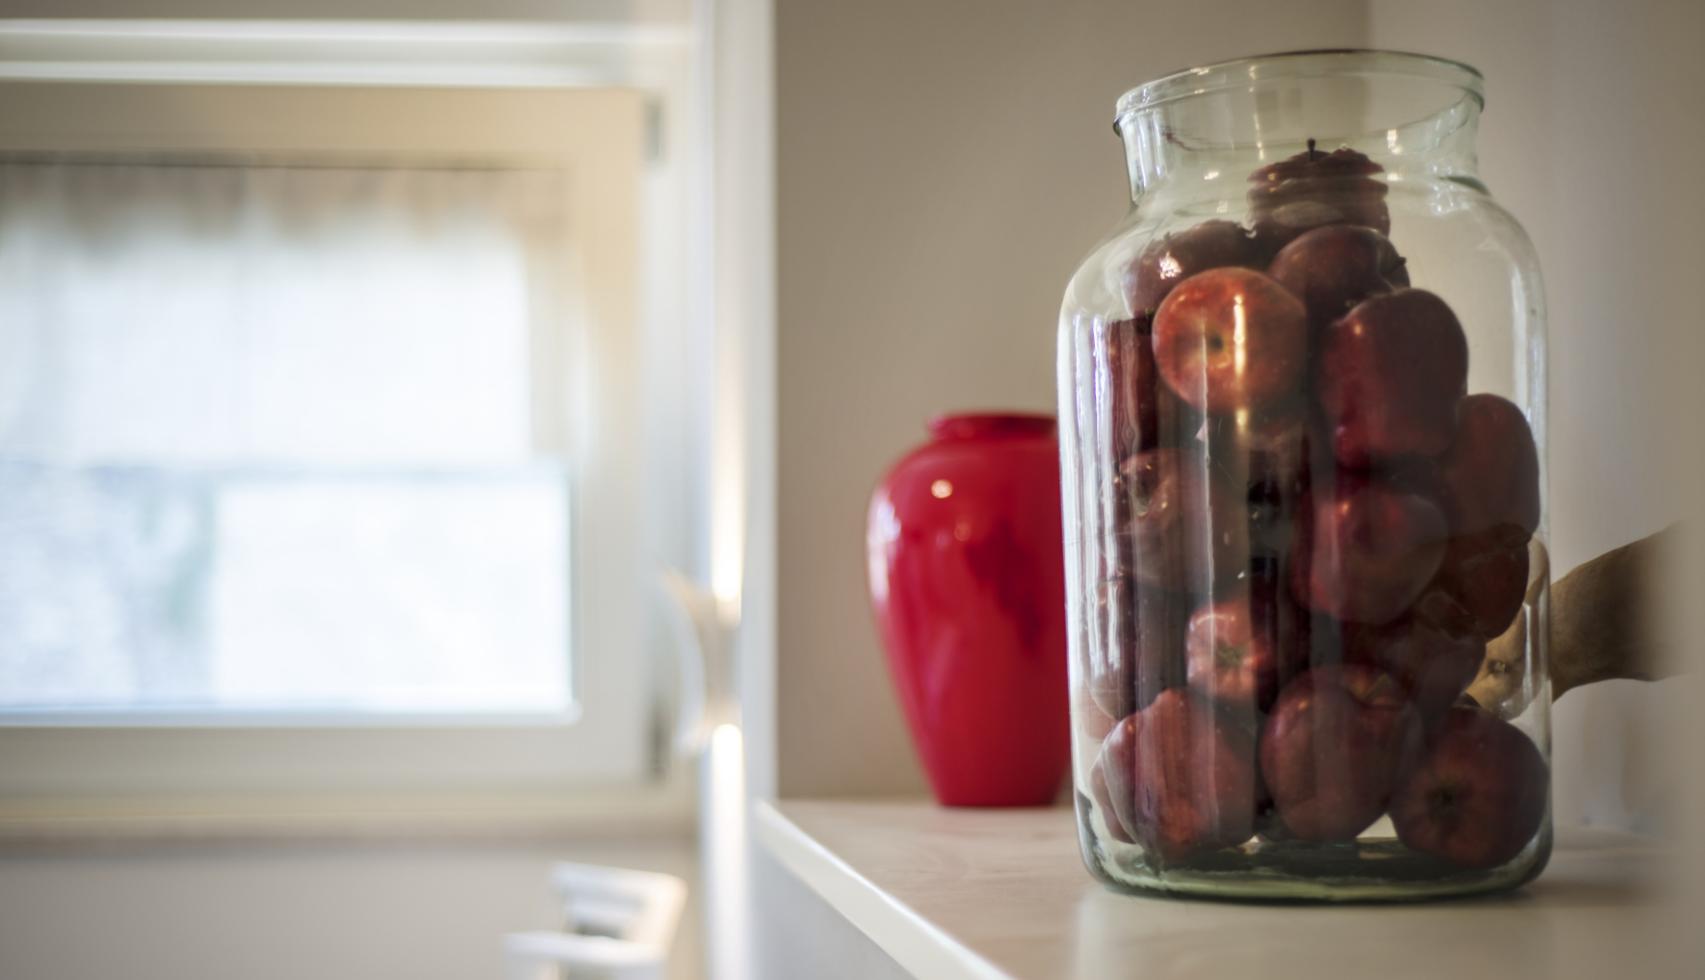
[867,413,1070,806]
[1058,51,1550,899]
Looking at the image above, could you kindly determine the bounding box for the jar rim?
[1114,48,1484,130]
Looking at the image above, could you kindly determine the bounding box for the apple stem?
[1307,138,1318,160]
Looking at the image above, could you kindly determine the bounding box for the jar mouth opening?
[1114,49,1484,133]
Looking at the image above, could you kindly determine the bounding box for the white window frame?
[0,20,708,831]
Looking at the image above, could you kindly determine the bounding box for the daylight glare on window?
[0,161,575,717]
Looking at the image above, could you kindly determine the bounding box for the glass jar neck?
[1113,51,1485,205]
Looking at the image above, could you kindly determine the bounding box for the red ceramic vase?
[866,412,1070,806]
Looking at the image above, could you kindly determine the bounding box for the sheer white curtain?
[0,160,577,714]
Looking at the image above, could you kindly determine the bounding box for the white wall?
[1368,0,1704,835]
[771,0,1371,798]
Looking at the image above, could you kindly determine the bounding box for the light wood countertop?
[754,798,1674,980]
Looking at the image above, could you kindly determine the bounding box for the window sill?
[754,798,1670,980]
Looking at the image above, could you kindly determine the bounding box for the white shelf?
[754,798,1669,980]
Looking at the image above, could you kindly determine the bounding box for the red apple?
[1292,477,1448,624]
[1077,688,1119,745]
[1437,393,1541,538]
[1089,574,1189,718]
[1087,576,1137,720]
[1097,715,1140,843]
[1267,224,1409,326]
[1318,289,1469,465]
[1345,593,1487,722]
[1209,411,1315,556]
[1247,143,1390,253]
[1123,219,1261,318]
[1152,268,1309,415]
[1261,665,1422,841]
[1207,399,1311,459]
[1088,752,1135,843]
[1432,529,1532,639]
[1115,447,1249,589]
[1184,581,1306,712]
[1108,689,1258,862]
[1373,452,1450,503]
[1100,316,1193,455]
[1391,708,1549,869]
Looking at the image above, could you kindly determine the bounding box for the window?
[0,161,574,717]
[0,27,704,816]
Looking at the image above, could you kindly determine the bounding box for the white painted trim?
[0,18,692,87]
[0,83,650,794]
[751,801,1009,980]
[695,7,774,979]
[706,0,777,803]
[0,1,694,23]
[0,20,693,43]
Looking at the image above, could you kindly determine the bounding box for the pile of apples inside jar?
[1059,101,1551,899]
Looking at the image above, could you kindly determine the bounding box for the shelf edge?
[751,800,1011,980]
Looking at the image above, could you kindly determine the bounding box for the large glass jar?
[1059,50,1549,900]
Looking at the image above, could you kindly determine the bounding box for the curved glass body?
[1059,50,1550,900]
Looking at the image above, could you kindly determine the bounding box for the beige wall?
[772,0,1702,813]
[1369,0,1704,835]
[773,0,1371,798]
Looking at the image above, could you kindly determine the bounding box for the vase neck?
[928,413,1055,441]
[1113,50,1485,205]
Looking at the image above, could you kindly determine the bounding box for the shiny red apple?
[1260,664,1422,841]
[1345,592,1487,722]
[1088,751,1136,844]
[1267,224,1409,326]
[1318,289,1469,465]
[1432,529,1532,639]
[1123,219,1261,318]
[1246,143,1390,253]
[1391,708,1549,869]
[1076,688,1119,745]
[1105,689,1259,862]
[1115,447,1249,589]
[1087,573,1189,718]
[1100,316,1194,455]
[1207,399,1311,459]
[1292,477,1448,624]
[1184,581,1306,712]
[1208,411,1316,557]
[1152,267,1310,415]
[1437,393,1541,538]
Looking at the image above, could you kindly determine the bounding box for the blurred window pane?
[0,160,574,716]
